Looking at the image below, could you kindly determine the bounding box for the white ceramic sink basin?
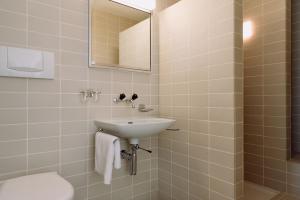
[95,118,176,144]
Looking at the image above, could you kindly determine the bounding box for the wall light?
[243,21,253,41]
[111,0,156,13]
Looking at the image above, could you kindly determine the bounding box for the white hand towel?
[95,132,121,184]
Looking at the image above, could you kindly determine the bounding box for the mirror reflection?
[89,0,151,71]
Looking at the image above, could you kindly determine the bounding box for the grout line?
[169,40,174,200]
[58,0,63,179]
[86,11,92,199]
[25,0,29,176]
[187,22,191,200]
[26,79,29,175]
[208,26,212,200]
[262,0,266,184]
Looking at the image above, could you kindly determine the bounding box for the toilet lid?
[0,172,74,200]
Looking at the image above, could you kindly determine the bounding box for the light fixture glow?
[111,0,156,13]
[243,21,253,41]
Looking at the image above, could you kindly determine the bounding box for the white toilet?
[0,172,74,200]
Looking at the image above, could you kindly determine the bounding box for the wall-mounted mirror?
[89,0,151,71]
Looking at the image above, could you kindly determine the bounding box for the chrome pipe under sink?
[121,144,152,175]
[131,145,138,175]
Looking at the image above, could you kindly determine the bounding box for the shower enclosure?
[243,0,291,192]
[158,0,243,199]
[244,0,300,199]
[157,0,300,199]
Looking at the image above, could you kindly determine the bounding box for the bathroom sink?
[95,118,176,144]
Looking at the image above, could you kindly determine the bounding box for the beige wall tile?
[61,0,88,13]
[209,108,235,123]
[0,93,26,108]
[0,27,27,45]
[28,93,60,107]
[29,16,59,36]
[28,32,59,50]
[209,149,235,169]
[209,93,235,107]
[0,0,27,13]
[88,182,110,198]
[133,181,150,196]
[28,151,59,169]
[190,120,208,133]
[61,134,88,149]
[287,184,300,197]
[0,109,27,124]
[61,10,87,27]
[28,79,60,93]
[0,156,27,174]
[34,0,59,6]
[28,108,59,123]
[28,122,60,138]
[210,177,235,199]
[0,140,26,157]
[61,51,88,67]
[61,23,87,41]
[264,178,286,192]
[209,79,235,93]
[172,186,188,200]
[210,136,235,153]
[189,133,208,147]
[0,10,26,29]
[189,181,209,200]
[0,124,27,141]
[189,145,209,161]
[29,1,59,21]
[62,148,88,164]
[265,157,286,172]
[28,137,59,153]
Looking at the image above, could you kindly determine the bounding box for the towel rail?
[96,129,118,144]
[166,128,180,131]
[97,128,104,132]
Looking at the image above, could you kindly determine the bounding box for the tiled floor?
[243,181,280,200]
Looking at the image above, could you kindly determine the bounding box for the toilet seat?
[0,172,74,200]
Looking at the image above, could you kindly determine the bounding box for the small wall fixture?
[111,0,156,13]
[80,89,101,102]
[243,20,253,41]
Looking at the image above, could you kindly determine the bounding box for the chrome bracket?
[166,128,180,131]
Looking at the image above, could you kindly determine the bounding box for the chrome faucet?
[113,93,126,103]
[113,93,138,108]
[124,93,138,108]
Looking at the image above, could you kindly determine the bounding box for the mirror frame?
[88,0,152,72]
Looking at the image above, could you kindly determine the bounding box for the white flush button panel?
[0,46,55,79]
